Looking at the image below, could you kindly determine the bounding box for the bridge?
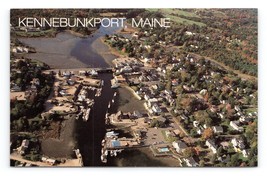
[45,67,113,74]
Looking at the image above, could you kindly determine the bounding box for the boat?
[74,149,82,159]
[83,108,91,121]
[108,102,111,108]
[114,92,117,97]
[111,84,119,89]
[101,154,107,163]
[101,80,104,86]
[91,69,98,77]
[102,139,105,146]
[112,99,114,103]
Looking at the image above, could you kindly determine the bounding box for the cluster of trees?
[10,58,54,127]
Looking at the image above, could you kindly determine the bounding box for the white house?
[217,113,224,119]
[172,141,188,153]
[147,98,158,107]
[230,121,244,132]
[183,157,199,167]
[234,105,241,112]
[206,139,217,154]
[152,104,161,114]
[242,149,249,158]
[231,138,245,152]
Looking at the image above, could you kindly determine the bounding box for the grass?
[244,107,257,114]
[161,130,176,142]
[15,29,56,37]
[146,9,206,27]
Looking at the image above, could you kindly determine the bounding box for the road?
[10,153,51,167]
[190,53,257,81]
[10,152,82,167]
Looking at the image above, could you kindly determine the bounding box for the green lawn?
[146,8,206,27]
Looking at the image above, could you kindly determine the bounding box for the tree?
[217,146,223,156]
[230,153,240,166]
[199,159,205,167]
[183,147,195,158]
[210,154,217,164]
[202,127,214,140]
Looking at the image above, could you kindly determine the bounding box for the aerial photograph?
[10,9,257,167]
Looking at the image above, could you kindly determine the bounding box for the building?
[152,104,162,114]
[172,140,187,153]
[212,126,224,134]
[206,139,217,154]
[230,121,244,132]
[183,157,199,167]
[231,138,245,152]
[17,139,29,155]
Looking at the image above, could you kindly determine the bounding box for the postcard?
[10,9,257,167]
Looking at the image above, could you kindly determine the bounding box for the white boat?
[83,108,91,121]
[101,80,104,86]
[114,92,117,97]
[108,102,111,108]
[101,155,107,163]
[111,84,119,89]
[110,150,114,157]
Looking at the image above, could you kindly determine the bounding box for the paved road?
[10,153,51,167]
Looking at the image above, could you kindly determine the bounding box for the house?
[234,105,241,112]
[41,157,56,165]
[242,149,249,158]
[164,90,173,96]
[31,78,40,86]
[152,104,162,114]
[133,130,143,139]
[172,79,179,86]
[193,121,200,128]
[220,141,230,150]
[231,138,245,152]
[17,139,29,155]
[196,127,203,135]
[165,130,175,138]
[147,98,158,107]
[199,89,207,95]
[212,126,224,134]
[133,111,142,118]
[11,84,21,92]
[62,71,71,78]
[217,113,224,119]
[206,139,217,154]
[183,157,199,167]
[183,85,193,92]
[239,116,251,123]
[156,116,167,124]
[230,121,244,132]
[120,66,132,73]
[144,93,152,101]
[180,114,188,120]
[114,75,126,83]
[210,106,218,113]
[172,140,188,153]
[173,129,181,136]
